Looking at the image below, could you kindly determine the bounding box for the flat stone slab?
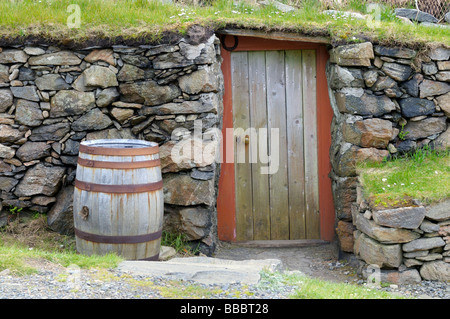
[117,257,283,285]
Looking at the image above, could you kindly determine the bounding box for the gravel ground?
[0,267,301,299]
[0,260,449,299]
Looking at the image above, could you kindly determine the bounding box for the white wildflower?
[382,178,387,182]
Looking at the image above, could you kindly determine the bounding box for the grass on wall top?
[357,147,450,208]
[0,0,448,47]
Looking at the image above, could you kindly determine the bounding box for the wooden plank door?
[231,49,319,241]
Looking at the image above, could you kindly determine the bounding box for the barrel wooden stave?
[73,139,163,260]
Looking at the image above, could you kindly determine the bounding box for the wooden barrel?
[73,139,163,261]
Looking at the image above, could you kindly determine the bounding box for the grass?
[289,274,405,299]
[0,0,448,47]
[357,147,450,208]
[0,214,412,298]
[0,214,122,275]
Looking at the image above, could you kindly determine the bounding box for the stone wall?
[0,31,223,255]
[0,30,448,262]
[327,42,450,282]
[353,190,450,283]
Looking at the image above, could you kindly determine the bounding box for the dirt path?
[213,241,361,284]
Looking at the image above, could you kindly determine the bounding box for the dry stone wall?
[0,33,223,255]
[327,42,450,282]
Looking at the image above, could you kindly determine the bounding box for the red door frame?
[216,35,335,242]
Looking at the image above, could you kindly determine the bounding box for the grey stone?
[404,250,429,258]
[0,177,19,192]
[433,126,450,150]
[191,169,214,181]
[398,97,435,118]
[0,144,15,159]
[416,253,443,261]
[110,108,134,123]
[73,65,118,90]
[335,88,395,116]
[152,37,216,69]
[342,117,395,148]
[401,74,424,97]
[23,47,45,56]
[121,55,151,68]
[419,79,450,98]
[117,64,145,82]
[394,139,416,154]
[354,211,421,244]
[119,80,181,106]
[18,67,36,81]
[0,89,13,112]
[381,62,412,81]
[16,142,51,162]
[402,237,445,252]
[422,62,438,75]
[403,117,447,140]
[28,51,81,66]
[47,185,74,235]
[329,42,374,67]
[178,65,220,94]
[50,90,96,117]
[15,99,43,127]
[96,87,120,107]
[436,71,450,82]
[160,139,218,173]
[372,206,426,229]
[35,74,71,91]
[259,0,295,12]
[437,61,450,71]
[428,47,450,61]
[420,220,441,233]
[84,49,115,66]
[0,50,29,64]
[420,261,450,281]
[14,163,65,197]
[10,86,40,102]
[354,231,402,268]
[62,139,80,155]
[446,11,450,23]
[328,65,364,89]
[117,257,282,285]
[0,64,8,83]
[29,122,71,142]
[425,200,450,221]
[163,173,215,206]
[395,8,438,23]
[85,127,134,140]
[374,45,417,59]
[71,108,112,131]
[362,267,421,285]
[363,69,378,87]
[371,76,397,91]
[142,93,219,116]
[164,206,210,240]
[0,124,24,143]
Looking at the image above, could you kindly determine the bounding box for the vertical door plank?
[285,50,306,239]
[266,50,289,240]
[302,50,320,239]
[231,52,253,241]
[248,51,271,240]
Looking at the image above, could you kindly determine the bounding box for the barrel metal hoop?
[77,157,161,169]
[75,179,163,193]
[75,228,162,244]
[79,144,159,156]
